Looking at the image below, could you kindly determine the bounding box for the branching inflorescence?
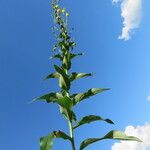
[34,0,141,149]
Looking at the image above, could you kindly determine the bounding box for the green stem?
[68,120,76,150]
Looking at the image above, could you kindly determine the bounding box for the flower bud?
[62,8,66,13]
[66,13,69,17]
[54,5,59,9]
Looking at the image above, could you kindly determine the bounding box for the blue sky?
[0,0,150,149]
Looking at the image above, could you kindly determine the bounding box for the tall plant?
[34,0,141,149]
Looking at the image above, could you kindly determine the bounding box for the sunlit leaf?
[79,130,142,150]
[102,130,142,141]
[70,53,83,59]
[40,130,72,150]
[45,72,60,80]
[50,53,83,60]
[57,96,73,109]
[50,54,62,60]
[73,115,114,129]
[71,88,110,105]
[33,92,63,103]
[33,93,74,111]
[62,55,71,70]
[40,133,55,150]
[70,72,92,81]
[53,130,72,141]
[59,106,77,121]
[54,65,70,90]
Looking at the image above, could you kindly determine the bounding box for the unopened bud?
[66,13,69,17]
[54,5,59,9]
[62,8,66,13]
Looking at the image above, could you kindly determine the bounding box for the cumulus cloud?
[113,0,142,40]
[111,123,150,150]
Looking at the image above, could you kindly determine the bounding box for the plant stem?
[68,120,76,150]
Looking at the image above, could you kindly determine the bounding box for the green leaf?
[102,130,142,141]
[57,96,73,109]
[40,133,55,150]
[69,41,76,48]
[49,53,83,60]
[71,88,110,105]
[62,55,68,67]
[33,92,63,103]
[62,55,71,70]
[40,131,72,150]
[53,130,72,141]
[54,65,70,91]
[79,130,142,150]
[73,115,114,129]
[59,106,77,121]
[49,54,62,60]
[70,53,83,59]
[45,72,60,80]
[70,72,92,81]
[33,93,73,110]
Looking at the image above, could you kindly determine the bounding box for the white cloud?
[112,0,121,3]
[111,123,150,150]
[146,95,150,101]
[113,0,142,40]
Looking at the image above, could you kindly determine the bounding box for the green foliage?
[54,65,71,91]
[71,88,110,105]
[45,72,60,79]
[73,115,114,129]
[34,0,141,149]
[34,92,63,103]
[40,131,72,150]
[69,72,92,81]
[40,133,54,150]
[79,130,142,150]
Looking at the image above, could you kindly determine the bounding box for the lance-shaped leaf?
[57,96,73,109]
[54,65,70,90]
[53,130,72,141]
[40,133,55,150]
[70,53,83,59]
[62,55,71,70]
[34,93,73,110]
[33,92,63,103]
[59,106,77,121]
[40,131,72,150]
[70,72,92,81]
[50,53,83,61]
[79,130,142,150]
[72,88,110,105]
[73,115,114,129]
[49,54,62,60]
[45,72,60,80]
